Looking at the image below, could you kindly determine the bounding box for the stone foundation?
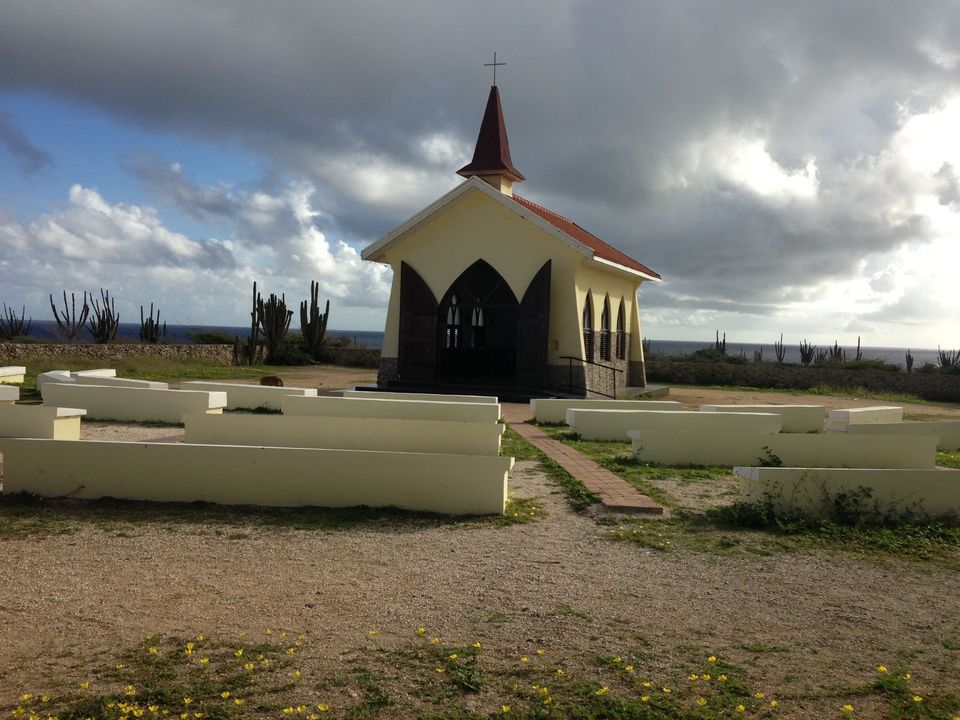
[0,342,237,366]
[377,356,399,386]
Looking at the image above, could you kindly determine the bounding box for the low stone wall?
[646,360,960,402]
[0,342,237,365]
[318,347,381,368]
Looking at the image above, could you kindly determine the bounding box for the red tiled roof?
[457,86,526,182]
[511,194,661,279]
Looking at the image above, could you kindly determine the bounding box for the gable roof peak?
[457,85,525,184]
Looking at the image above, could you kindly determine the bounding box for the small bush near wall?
[646,360,960,403]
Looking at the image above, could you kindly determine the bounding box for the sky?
[1,1,960,349]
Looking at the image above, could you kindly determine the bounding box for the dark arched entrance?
[438,260,519,382]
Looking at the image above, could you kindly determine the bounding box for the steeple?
[457,85,525,196]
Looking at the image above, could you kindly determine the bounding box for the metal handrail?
[559,355,622,398]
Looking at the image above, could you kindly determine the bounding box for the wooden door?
[398,262,438,382]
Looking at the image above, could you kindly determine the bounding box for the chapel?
[361,84,660,397]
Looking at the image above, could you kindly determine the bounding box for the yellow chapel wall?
[379,188,587,363]
[573,263,645,362]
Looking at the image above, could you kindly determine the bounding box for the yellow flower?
[594,686,608,696]
[234,649,243,657]
[641,696,650,703]
[199,658,209,665]
[520,657,529,663]
[537,649,545,656]
[293,670,301,680]
[707,656,717,663]
[186,642,194,651]
[913,696,923,703]
[79,682,89,690]
[435,667,445,674]
[688,673,698,681]
[718,674,728,682]
[472,642,482,649]
[642,681,653,688]
[220,692,230,699]
[265,628,272,635]
[148,647,158,655]
[316,704,328,712]
[501,706,510,714]
[244,662,254,671]
[233,699,244,706]
[182,699,192,706]
[430,637,440,645]
[613,656,622,663]
[555,668,566,676]
[877,665,888,673]
[754,692,765,699]
[297,706,306,713]
[180,713,188,720]
[662,687,671,694]
[842,704,854,713]
[148,705,159,713]
[770,700,779,708]
[19,695,33,702]
[368,629,379,636]
[116,664,125,669]
[282,708,294,716]
[286,647,296,655]
[417,627,426,636]
[195,634,204,641]
[736,704,745,712]
[449,654,458,660]
[40,697,49,704]
[697,697,707,706]
[903,673,912,680]
[701,674,711,681]
[125,686,137,697]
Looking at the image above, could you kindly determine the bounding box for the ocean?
[17,322,945,369]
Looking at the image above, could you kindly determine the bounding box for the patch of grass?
[11,633,955,719]
[500,427,540,461]
[937,450,960,469]
[0,492,531,541]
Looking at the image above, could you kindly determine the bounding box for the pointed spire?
[457,85,525,188]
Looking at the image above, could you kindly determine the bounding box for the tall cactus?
[87,288,120,344]
[0,304,32,340]
[299,281,329,360]
[257,291,293,363]
[50,290,90,342]
[245,281,261,365]
[139,303,167,343]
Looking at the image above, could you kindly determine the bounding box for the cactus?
[139,303,167,343]
[87,288,120,343]
[50,290,90,342]
[829,341,843,362]
[855,336,863,361]
[753,347,763,363]
[937,346,960,370]
[299,281,330,360]
[714,330,726,355]
[814,348,829,365]
[799,339,816,367]
[258,291,293,363]
[0,304,32,340]
[774,333,785,363]
[905,349,914,374]
[245,281,261,365]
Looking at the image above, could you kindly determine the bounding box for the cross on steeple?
[484,52,506,86]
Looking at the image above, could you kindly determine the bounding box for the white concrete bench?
[342,389,498,404]
[41,383,225,424]
[73,368,117,378]
[0,439,513,516]
[0,366,26,384]
[0,404,86,440]
[700,404,826,433]
[629,429,937,468]
[0,385,19,403]
[72,375,169,390]
[824,405,904,431]
[830,420,960,451]
[736,466,960,519]
[184,414,504,456]
[567,409,783,441]
[180,381,318,410]
[530,398,682,424]
[280,395,501,423]
[36,370,73,395]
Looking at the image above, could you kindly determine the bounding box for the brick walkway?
[502,403,665,515]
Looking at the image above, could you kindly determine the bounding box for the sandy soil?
[1,373,958,715]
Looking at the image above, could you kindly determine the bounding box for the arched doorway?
[438,260,519,383]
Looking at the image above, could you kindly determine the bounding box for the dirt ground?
[2,372,959,716]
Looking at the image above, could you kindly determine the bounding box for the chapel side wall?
[564,264,644,395]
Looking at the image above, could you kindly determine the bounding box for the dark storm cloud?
[0,108,52,174]
[2,0,960,321]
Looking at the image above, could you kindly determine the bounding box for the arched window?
[444,294,461,349]
[615,297,627,360]
[600,295,612,361]
[582,292,594,362]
